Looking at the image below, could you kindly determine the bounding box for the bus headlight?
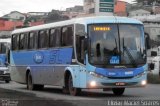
[141,80,147,86]
[90,81,96,87]
[89,72,104,78]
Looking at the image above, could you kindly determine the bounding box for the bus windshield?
[88,24,146,67]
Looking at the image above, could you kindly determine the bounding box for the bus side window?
[12,34,19,50]
[62,26,73,47]
[19,33,28,50]
[49,29,56,47]
[38,30,49,48]
[49,28,61,47]
[1,43,6,54]
[28,32,36,49]
[55,29,61,47]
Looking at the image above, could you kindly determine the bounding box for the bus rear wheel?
[112,88,125,96]
[27,72,44,90]
[5,80,10,83]
[27,72,35,90]
[68,75,81,96]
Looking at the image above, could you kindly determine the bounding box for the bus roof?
[12,16,143,34]
[0,38,11,43]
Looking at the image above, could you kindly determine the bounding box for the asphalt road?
[0,88,74,106]
[0,81,160,106]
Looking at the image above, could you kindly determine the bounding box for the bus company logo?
[34,52,44,64]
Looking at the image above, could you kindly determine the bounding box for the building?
[66,6,83,13]
[129,9,150,17]
[84,0,95,15]
[29,21,44,26]
[84,0,115,16]
[2,11,26,21]
[114,0,127,16]
[64,6,84,19]
[0,18,23,31]
[153,6,160,14]
[83,0,127,16]
[144,21,160,42]
[27,12,49,16]
[0,18,23,37]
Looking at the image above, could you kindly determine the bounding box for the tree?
[44,9,69,23]
[24,16,37,26]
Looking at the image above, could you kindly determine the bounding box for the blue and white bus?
[0,38,11,83]
[10,16,148,96]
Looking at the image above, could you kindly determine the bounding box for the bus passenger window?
[62,26,73,46]
[28,32,36,49]
[3,43,7,53]
[68,27,73,46]
[0,43,6,54]
[38,30,49,48]
[55,29,61,47]
[12,35,19,50]
[49,29,56,47]
[19,33,28,50]
[50,28,61,47]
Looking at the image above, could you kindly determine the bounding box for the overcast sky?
[0,0,133,16]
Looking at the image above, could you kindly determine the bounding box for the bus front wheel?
[112,88,125,96]
[68,75,81,96]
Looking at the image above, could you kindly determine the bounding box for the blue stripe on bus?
[10,48,73,65]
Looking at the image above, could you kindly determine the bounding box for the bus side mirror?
[145,33,151,49]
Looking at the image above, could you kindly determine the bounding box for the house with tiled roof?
[0,18,23,37]
[114,0,127,16]
[2,11,26,21]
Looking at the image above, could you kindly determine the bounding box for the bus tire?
[112,88,125,96]
[62,87,69,94]
[34,84,44,90]
[68,75,81,96]
[5,80,10,83]
[27,72,36,90]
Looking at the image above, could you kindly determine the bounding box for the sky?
[0,0,133,16]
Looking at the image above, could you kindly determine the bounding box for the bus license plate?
[115,82,126,86]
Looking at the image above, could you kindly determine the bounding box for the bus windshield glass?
[88,24,146,67]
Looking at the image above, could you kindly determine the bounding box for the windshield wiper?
[122,38,137,67]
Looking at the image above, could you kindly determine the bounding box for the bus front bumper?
[86,72,147,89]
